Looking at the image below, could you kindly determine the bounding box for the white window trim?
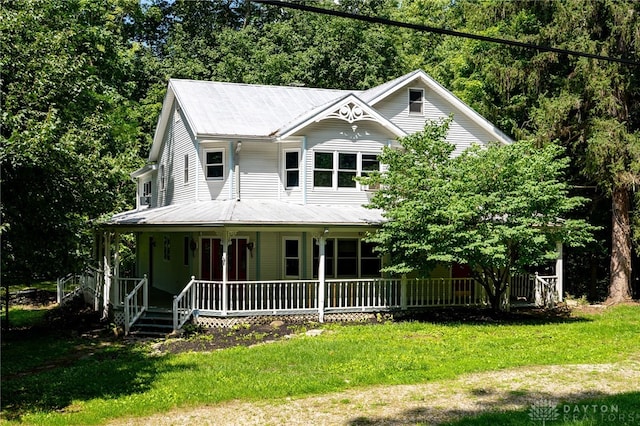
[313,151,335,189]
[283,237,301,278]
[283,148,301,190]
[408,87,425,115]
[184,154,189,185]
[160,164,166,191]
[204,148,225,181]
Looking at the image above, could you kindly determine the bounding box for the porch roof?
[105,200,385,227]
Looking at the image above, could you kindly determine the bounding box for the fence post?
[143,274,148,310]
[56,277,62,304]
[555,241,564,302]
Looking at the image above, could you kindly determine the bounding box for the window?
[205,150,224,180]
[360,241,382,277]
[338,153,357,188]
[184,154,189,184]
[183,236,190,266]
[284,238,300,277]
[285,150,299,188]
[163,236,170,261]
[314,152,333,187]
[361,154,380,190]
[313,238,335,278]
[143,181,152,197]
[409,89,424,114]
[314,238,381,278]
[337,239,358,276]
[160,164,166,190]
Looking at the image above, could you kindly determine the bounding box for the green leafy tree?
[361,119,595,311]
[402,0,640,303]
[0,0,144,286]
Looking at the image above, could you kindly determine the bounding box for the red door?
[228,238,248,281]
[452,262,473,297]
[201,238,223,281]
[201,238,247,281]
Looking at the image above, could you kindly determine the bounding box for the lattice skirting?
[195,312,377,328]
[112,310,125,326]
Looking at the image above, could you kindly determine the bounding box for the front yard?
[1,286,639,425]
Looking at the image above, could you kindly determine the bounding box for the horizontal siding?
[375,82,497,156]
[171,110,197,204]
[239,142,280,199]
[303,120,389,205]
[197,142,232,201]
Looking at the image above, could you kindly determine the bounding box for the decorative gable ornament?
[322,102,377,124]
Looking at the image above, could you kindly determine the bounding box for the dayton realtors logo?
[529,399,639,424]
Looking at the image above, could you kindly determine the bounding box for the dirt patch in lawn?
[108,356,640,426]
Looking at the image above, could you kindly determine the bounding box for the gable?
[363,70,512,146]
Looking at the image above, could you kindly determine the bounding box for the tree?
[0,0,144,286]
[401,0,640,303]
[361,119,595,311]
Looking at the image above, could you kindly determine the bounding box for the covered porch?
[64,200,564,333]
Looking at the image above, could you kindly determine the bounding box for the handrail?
[173,276,196,332]
[124,276,148,335]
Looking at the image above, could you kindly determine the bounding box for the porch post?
[317,234,326,323]
[222,237,228,315]
[555,241,564,302]
[400,274,407,310]
[102,231,112,320]
[113,232,120,308]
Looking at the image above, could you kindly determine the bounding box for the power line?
[252,0,640,67]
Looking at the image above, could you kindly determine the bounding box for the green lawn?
[1,305,639,425]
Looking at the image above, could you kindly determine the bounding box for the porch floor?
[148,286,175,310]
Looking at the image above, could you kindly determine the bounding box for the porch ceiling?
[105,200,385,228]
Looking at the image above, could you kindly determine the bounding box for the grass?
[1,305,639,425]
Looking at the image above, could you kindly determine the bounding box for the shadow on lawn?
[348,390,640,425]
[390,305,592,326]
[0,297,189,422]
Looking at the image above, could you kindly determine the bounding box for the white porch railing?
[171,276,557,330]
[56,267,101,309]
[534,274,559,308]
[326,278,402,312]
[123,276,148,335]
[405,277,486,307]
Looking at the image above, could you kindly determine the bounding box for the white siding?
[171,108,197,204]
[197,142,232,201]
[375,82,497,156]
[238,141,280,199]
[301,119,389,205]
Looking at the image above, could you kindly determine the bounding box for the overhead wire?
[251,0,640,66]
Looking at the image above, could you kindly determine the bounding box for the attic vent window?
[409,89,424,114]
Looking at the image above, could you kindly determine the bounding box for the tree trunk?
[607,185,632,304]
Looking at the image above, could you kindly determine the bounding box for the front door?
[201,237,247,281]
[228,238,248,281]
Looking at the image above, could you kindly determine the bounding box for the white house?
[66,70,560,333]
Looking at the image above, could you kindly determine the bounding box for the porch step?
[129,310,174,337]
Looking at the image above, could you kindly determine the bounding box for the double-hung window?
[184,154,189,184]
[285,150,300,188]
[313,152,333,187]
[205,150,224,180]
[284,238,300,277]
[409,88,424,114]
[338,153,357,188]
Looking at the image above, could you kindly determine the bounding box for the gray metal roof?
[170,79,352,138]
[107,200,384,227]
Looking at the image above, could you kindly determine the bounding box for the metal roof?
[170,79,351,138]
[107,200,384,227]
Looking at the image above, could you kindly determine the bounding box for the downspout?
[235,141,242,201]
[195,138,199,202]
[302,136,307,204]
[229,141,234,200]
